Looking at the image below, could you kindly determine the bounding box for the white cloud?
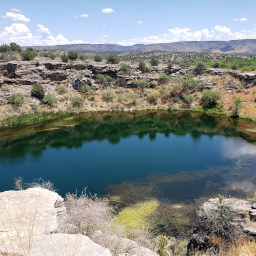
[3,12,30,23]
[117,25,256,45]
[137,21,143,24]
[80,14,89,18]
[10,8,21,12]
[103,34,109,38]
[0,23,84,46]
[234,17,247,22]
[102,8,114,14]
[102,24,106,27]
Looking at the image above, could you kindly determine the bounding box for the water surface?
[1,111,256,204]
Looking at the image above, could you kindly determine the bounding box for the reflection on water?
[0,111,256,203]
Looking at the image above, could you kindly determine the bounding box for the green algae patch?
[113,200,159,231]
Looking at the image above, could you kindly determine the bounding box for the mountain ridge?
[27,39,256,55]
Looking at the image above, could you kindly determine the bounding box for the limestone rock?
[0,188,112,256]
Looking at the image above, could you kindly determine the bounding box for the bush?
[61,54,69,63]
[94,55,103,62]
[79,54,86,61]
[119,63,131,75]
[35,61,40,67]
[22,49,37,61]
[10,93,25,106]
[106,54,120,64]
[10,42,21,52]
[31,84,45,100]
[200,90,221,108]
[158,74,171,84]
[67,51,78,61]
[131,79,149,90]
[43,94,58,106]
[194,62,206,75]
[0,44,11,53]
[56,85,67,95]
[72,96,83,107]
[138,61,149,73]
[48,52,56,60]
[231,97,242,118]
[150,57,159,66]
[130,93,140,105]
[147,93,159,104]
[213,62,220,68]
[167,62,173,71]
[183,95,194,106]
[96,74,114,87]
[102,91,115,102]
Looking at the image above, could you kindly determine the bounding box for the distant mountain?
[29,39,256,55]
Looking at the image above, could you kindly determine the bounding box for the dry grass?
[59,190,155,254]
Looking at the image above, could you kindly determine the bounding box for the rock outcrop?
[0,188,157,256]
[0,188,112,256]
[202,197,256,236]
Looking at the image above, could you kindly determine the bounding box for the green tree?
[231,97,242,118]
[138,61,149,73]
[10,93,25,106]
[67,51,78,61]
[94,55,103,62]
[22,49,37,61]
[10,42,21,52]
[61,54,69,63]
[200,90,221,108]
[194,62,206,75]
[106,54,120,64]
[31,84,45,100]
[151,57,159,66]
[0,44,11,53]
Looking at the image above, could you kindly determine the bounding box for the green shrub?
[79,54,86,61]
[200,90,221,108]
[43,94,58,106]
[67,51,78,61]
[194,62,206,75]
[72,96,83,107]
[10,42,21,52]
[158,74,171,84]
[183,95,194,107]
[147,93,159,104]
[48,52,56,60]
[106,54,120,64]
[150,57,159,66]
[31,84,45,100]
[102,91,115,102]
[131,79,149,90]
[61,54,69,63]
[138,61,149,73]
[56,85,67,95]
[10,93,25,106]
[231,97,242,118]
[35,61,40,67]
[0,44,11,53]
[96,74,114,87]
[156,236,170,256]
[22,49,37,61]
[130,93,140,105]
[213,62,220,68]
[94,55,103,62]
[167,62,173,73]
[119,63,131,75]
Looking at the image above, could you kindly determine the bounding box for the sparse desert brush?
[59,191,154,254]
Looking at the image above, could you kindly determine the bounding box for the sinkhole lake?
[1,111,256,203]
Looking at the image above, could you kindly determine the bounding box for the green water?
[0,111,256,205]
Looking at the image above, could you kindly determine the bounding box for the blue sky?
[0,0,256,46]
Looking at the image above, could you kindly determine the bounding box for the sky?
[0,0,256,46]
